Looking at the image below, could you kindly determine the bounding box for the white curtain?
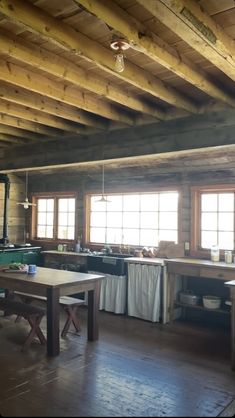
[87,271,127,314]
[127,263,161,322]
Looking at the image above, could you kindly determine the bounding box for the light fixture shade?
[95,195,110,203]
[17,197,36,209]
[17,172,36,209]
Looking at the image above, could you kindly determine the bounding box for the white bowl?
[203,295,221,310]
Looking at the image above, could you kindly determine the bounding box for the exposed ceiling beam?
[136,0,235,82]
[0,114,63,136]
[2,124,235,173]
[0,125,43,140]
[0,60,132,126]
[0,0,198,113]
[77,0,235,108]
[0,31,168,121]
[0,83,106,128]
[0,100,98,135]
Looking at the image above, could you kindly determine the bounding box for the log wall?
[0,174,25,243]
[27,168,235,250]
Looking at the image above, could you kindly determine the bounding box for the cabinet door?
[22,251,42,266]
[0,252,22,264]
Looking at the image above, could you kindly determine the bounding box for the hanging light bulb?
[17,171,36,209]
[114,50,125,73]
[110,38,130,73]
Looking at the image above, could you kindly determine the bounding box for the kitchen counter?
[0,246,41,253]
[124,257,165,265]
[166,257,235,370]
[42,250,89,257]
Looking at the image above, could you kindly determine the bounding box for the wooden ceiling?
[0,0,235,175]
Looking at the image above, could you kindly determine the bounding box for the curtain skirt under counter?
[127,264,161,322]
[87,271,127,314]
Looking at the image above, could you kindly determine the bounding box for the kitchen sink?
[87,253,133,275]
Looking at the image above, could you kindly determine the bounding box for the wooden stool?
[0,298,46,351]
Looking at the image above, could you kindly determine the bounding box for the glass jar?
[211,245,220,262]
[225,250,232,264]
[57,244,63,252]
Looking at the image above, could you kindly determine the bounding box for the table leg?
[87,281,100,341]
[47,287,60,356]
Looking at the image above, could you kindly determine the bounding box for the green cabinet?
[0,248,42,293]
[0,252,22,265]
[22,251,42,266]
[0,249,42,266]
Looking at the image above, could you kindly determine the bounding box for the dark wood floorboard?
[0,308,235,417]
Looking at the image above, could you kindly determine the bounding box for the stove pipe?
[0,174,10,245]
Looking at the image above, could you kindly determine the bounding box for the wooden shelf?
[175,301,230,315]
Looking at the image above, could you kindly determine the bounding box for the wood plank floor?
[0,308,235,417]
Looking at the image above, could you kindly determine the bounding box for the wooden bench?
[14,292,85,338]
[0,298,46,351]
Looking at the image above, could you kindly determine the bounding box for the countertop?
[42,251,166,265]
[42,250,89,257]
[124,257,165,265]
[0,246,41,253]
[166,257,235,269]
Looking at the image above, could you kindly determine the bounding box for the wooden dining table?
[0,267,105,356]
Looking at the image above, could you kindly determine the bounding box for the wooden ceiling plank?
[0,60,132,126]
[0,0,198,113]
[0,30,167,121]
[0,124,43,140]
[0,83,105,127]
[0,99,98,135]
[136,0,235,82]
[0,113,63,136]
[78,0,235,108]
[0,83,132,132]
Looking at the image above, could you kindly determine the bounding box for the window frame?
[31,192,78,244]
[191,184,235,258]
[85,187,182,249]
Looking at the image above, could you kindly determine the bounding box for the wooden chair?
[0,298,46,351]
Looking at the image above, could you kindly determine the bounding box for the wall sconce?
[110,38,130,73]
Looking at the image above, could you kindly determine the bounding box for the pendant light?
[96,165,110,203]
[17,171,36,209]
[110,38,130,73]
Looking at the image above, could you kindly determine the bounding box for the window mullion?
[54,198,58,240]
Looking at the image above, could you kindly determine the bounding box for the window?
[87,191,179,247]
[32,194,76,241]
[192,185,235,251]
